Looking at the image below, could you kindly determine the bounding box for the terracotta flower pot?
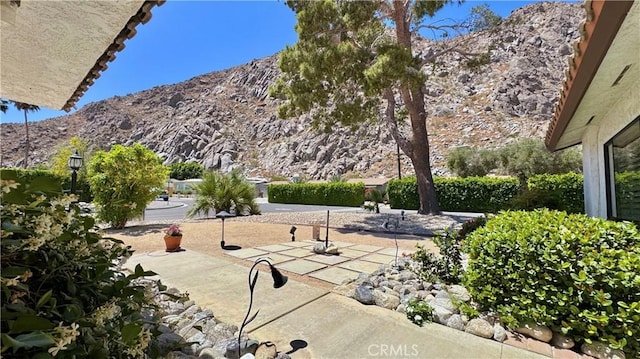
[164,235,182,252]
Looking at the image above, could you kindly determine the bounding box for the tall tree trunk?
[23,109,29,168]
[392,1,440,215]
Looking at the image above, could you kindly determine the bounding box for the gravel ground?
[127,211,471,237]
[110,211,473,291]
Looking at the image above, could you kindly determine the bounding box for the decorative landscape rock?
[445,314,465,331]
[515,322,553,342]
[551,332,575,349]
[312,242,339,255]
[581,342,626,359]
[464,318,495,339]
[131,278,287,359]
[353,285,375,305]
[373,289,401,310]
[493,324,507,342]
[312,243,326,254]
[446,285,471,302]
[325,244,339,255]
[254,342,278,359]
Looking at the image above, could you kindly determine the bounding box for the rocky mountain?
[0,2,583,179]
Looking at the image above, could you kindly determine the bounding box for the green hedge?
[387,176,519,212]
[463,210,640,356]
[524,172,584,213]
[0,168,93,202]
[268,182,365,206]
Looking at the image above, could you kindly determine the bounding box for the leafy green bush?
[446,147,499,177]
[463,210,640,355]
[498,138,582,184]
[268,182,365,206]
[88,143,169,229]
[388,176,519,212]
[0,170,162,357]
[405,298,433,326]
[169,162,204,180]
[412,216,486,284]
[513,172,584,213]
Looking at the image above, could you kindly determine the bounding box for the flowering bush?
[0,169,163,358]
[405,298,433,326]
[164,224,182,237]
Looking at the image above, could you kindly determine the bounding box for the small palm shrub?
[0,169,162,357]
[188,169,260,217]
[463,210,640,356]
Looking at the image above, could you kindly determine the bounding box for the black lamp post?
[68,150,83,194]
[381,216,400,268]
[237,258,288,358]
[216,210,234,249]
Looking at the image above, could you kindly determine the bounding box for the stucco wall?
[581,83,640,218]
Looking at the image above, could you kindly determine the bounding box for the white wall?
[581,84,640,218]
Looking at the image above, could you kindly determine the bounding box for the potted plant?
[163,224,182,252]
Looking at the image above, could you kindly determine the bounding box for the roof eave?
[62,0,166,112]
[545,0,633,151]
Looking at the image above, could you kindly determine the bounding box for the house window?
[605,117,640,223]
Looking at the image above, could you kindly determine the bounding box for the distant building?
[346,178,390,194]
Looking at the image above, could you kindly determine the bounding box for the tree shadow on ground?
[105,223,167,237]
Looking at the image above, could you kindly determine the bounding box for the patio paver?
[360,253,397,265]
[276,259,327,275]
[378,247,414,256]
[336,248,369,258]
[255,244,294,252]
[338,259,382,274]
[306,254,351,265]
[280,241,315,248]
[278,248,314,258]
[309,267,360,285]
[225,248,268,259]
[245,253,296,265]
[349,244,384,252]
[329,241,356,248]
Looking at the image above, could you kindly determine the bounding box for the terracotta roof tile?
[62,0,166,112]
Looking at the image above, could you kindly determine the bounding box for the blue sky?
[1,0,555,124]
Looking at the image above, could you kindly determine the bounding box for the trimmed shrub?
[436,176,519,212]
[268,182,365,206]
[387,177,420,210]
[513,172,584,213]
[388,176,519,212]
[0,170,162,357]
[463,210,640,356]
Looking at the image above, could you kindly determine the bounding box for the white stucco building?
[546,0,639,222]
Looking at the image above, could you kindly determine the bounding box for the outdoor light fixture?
[380,216,400,268]
[400,210,405,221]
[237,258,288,358]
[67,150,83,194]
[289,226,297,242]
[216,210,234,249]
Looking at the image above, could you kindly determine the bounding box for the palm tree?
[12,101,40,168]
[187,169,260,218]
